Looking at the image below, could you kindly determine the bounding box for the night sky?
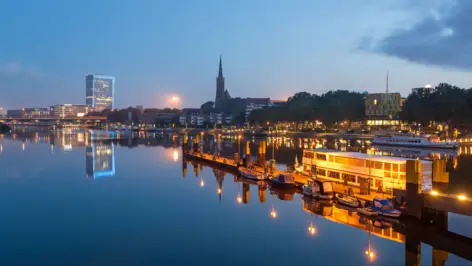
[1,0,470,109]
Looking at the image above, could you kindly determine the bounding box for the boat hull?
[372,140,457,149]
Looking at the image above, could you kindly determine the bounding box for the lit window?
[373,99,378,105]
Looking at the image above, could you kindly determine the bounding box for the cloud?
[0,61,44,78]
[360,0,472,70]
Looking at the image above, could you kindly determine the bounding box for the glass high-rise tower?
[86,74,115,112]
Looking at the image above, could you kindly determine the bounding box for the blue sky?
[1,0,471,109]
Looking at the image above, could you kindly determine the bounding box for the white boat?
[335,193,360,208]
[302,149,433,192]
[372,134,457,149]
[302,180,334,200]
[238,166,265,180]
[357,207,378,217]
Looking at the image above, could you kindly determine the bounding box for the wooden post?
[193,135,199,153]
[243,183,250,204]
[183,133,188,153]
[258,186,266,203]
[405,159,423,219]
[245,141,251,167]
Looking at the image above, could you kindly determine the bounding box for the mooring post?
[245,141,251,167]
[193,135,199,153]
[243,183,250,204]
[405,159,423,219]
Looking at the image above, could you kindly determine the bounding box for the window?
[342,173,356,182]
[400,174,406,181]
[384,163,391,171]
[392,173,398,179]
[316,168,326,176]
[392,164,398,172]
[329,156,335,162]
[316,153,326,160]
[375,179,383,188]
[328,171,340,179]
[374,161,383,170]
[400,164,406,172]
[384,172,391,178]
[303,151,314,159]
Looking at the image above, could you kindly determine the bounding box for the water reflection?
[86,141,115,179]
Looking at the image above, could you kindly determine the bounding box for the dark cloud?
[362,0,472,69]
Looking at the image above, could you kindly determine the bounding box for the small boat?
[270,172,295,188]
[335,193,360,208]
[302,180,334,200]
[357,207,379,217]
[371,198,401,218]
[238,166,265,180]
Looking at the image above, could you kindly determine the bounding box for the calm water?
[0,128,471,266]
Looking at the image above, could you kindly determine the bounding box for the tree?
[200,101,214,113]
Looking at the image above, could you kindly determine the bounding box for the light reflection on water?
[0,128,471,265]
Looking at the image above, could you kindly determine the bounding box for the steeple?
[218,54,223,78]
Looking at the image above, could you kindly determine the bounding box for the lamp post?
[368,148,372,195]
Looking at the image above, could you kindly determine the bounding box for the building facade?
[179,108,204,127]
[209,111,232,125]
[245,98,271,122]
[86,74,115,112]
[7,108,50,118]
[215,56,230,109]
[365,93,401,117]
[50,104,89,118]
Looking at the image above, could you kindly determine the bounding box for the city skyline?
[1,0,472,109]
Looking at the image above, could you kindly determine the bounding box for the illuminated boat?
[238,166,265,180]
[335,193,360,208]
[301,149,433,194]
[357,207,378,217]
[372,134,457,149]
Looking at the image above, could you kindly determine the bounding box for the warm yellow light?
[365,251,369,255]
[431,190,438,196]
[308,226,316,236]
[369,252,375,259]
[200,180,205,187]
[458,194,467,201]
[237,196,242,204]
[238,135,242,139]
[218,188,222,194]
[171,96,180,102]
[173,150,179,162]
[270,210,277,218]
[22,143,25,151]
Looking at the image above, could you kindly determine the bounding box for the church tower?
[215,55,226,109]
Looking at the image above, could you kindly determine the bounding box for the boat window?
[392,164,398,172]
[329,155,335,162]
[328,171,340,179]
[384,163,391,171]
[316,168,326,177]
[304,151,314,159]
[399,164,406,172]
[342,173,356,182]
[316,153,326,160]
[374,161,383,170]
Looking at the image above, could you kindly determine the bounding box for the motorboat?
[371,198,401,218]
[357,207,379,217]
[238,166,266,180]
[270,172,295,188]
[372,133,457,149]
[302,179,334,200]
[335,193,360,208]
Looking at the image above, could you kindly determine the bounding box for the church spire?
[218,54,223,78]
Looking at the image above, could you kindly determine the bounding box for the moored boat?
[335,193,360,208]
[270,172,295,188]
[357,207,379,217]
[302,179,334,199]
[371,198,401,218]
[372,134,457,149]
[238,166,266,180]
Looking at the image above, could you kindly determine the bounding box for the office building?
[7,108,50,118]
[245,98,271,122]
[86,74,115,112]
[50,104,89,118]
[86,141,115,179]
[365,93,401,117]
[179,108,203,127]
[0,107,6,118]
